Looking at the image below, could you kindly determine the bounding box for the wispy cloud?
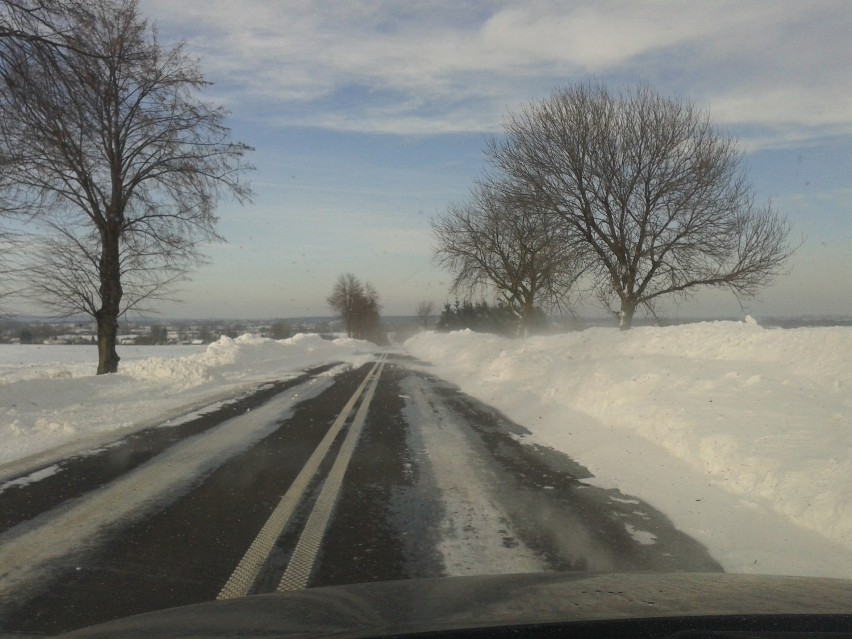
[140,1,851,144]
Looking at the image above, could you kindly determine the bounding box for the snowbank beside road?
[404,323,852,576]
[0,334,375,469]
[2,324,849,578]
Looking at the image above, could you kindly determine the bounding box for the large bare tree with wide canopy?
[0,0,252,372]
[489,83,793,329]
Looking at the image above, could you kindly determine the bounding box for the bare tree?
[490,83,793,329]
[415,300,434,329]
[434,178,583,336]
[327,273,383,342]
[327,273,362,338]
[24,222,187,318]
[351,280,381,342]
[0,0,252,372]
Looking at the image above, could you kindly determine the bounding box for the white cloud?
[138,1,852,142]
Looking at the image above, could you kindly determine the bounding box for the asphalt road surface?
[0,353,721,635]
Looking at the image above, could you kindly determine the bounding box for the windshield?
[0,1,849,636]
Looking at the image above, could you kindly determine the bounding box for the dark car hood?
[59,572,852,639]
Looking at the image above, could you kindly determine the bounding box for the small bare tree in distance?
[327,273,383,342]
[415,300,434,329]
[490,82,793,329]
[327,273,362,338]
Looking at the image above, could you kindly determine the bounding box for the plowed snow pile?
[0,334,375,467]
[405,321,851,577]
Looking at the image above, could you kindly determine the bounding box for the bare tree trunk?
[519,298,535,338]
[95,310,120,374]
[96,224,122,374]
[619,298,637,331]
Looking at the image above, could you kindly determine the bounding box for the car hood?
[59,572,851,639]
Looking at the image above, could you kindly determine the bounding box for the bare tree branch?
[0,1,90,55]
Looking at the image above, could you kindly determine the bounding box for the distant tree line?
[436,300,547,336]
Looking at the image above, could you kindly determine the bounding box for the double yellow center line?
[218,355,387,599]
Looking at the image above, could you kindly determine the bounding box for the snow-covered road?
[0,354,725,634]
[400,373,547,575]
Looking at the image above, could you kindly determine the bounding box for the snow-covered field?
[0,334,376,473]
[405,321,852,579]
[1,323,849,579]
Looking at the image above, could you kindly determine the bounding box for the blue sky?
[136,0,851,320]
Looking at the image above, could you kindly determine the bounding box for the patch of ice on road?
[400,375,546,577]
[315,363,353,378]
[0,464,61,494]
[156,401,229,429]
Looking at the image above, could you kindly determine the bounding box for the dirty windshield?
[0,1,849,635]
